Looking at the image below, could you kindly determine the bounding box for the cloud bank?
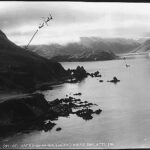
[1,2,150,45]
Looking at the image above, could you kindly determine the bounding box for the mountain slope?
[131,39,150,53]
[80,37,140,54]
[28,37,140,62]
[0,30,67,91]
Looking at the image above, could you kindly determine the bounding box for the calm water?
[1,55,150,149]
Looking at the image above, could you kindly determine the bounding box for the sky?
[1,2,150,45]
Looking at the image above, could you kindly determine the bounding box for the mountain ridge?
[28,37,140,62]
[131,38,150,53]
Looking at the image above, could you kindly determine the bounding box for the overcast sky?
[1,2,150,45]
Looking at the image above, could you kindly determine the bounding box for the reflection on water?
[1,55,150,148]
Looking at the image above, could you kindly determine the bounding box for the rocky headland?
[0,93,102,138]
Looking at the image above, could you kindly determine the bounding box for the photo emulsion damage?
[0,1,150,149]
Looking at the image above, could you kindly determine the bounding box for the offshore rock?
[73,92,82,96]
[107,76,120,84]
[66,66,88,83]
[89,71,102,78]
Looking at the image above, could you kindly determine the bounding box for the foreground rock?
[47,96,101,121]
[0,93,52,137]
[0,93,102,138]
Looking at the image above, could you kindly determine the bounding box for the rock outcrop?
[0,93,102,138]
[0,93,51,137]
[107,76,120,84]
[66,66,88,83]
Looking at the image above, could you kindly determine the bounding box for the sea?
[1,54,150,149]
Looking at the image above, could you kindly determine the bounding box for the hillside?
[131,39,150,53]
[80,37,140,54]
[0,30,67,91]
[28,37,140,62]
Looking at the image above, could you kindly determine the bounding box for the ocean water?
[1,55,150,149]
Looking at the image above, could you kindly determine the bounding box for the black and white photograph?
[0,1,150,149]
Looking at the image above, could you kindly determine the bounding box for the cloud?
[1,2,150,45]
[0,2,106,30]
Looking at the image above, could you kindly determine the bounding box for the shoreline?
[0,66,103,139]
[0,76,69,103]
[0,92,102,140]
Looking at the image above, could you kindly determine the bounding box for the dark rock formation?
[48,96,102,121]
[66,66,88,83]
[75,109,93,120]
[0,93,49,123]
[66,67,103,84]
[0,94,102,138]
[73,92,82,96]
[94,109,102,114]
[89,71,102,78]
[0,93,53,137]
[107,76,120,84]
[56,127,61,131]
[42,121,56,132]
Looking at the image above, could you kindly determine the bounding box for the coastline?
[0,66,103,139]
[0,80,65,103]
[0,91,101,140]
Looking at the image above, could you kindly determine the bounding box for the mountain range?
[28,37,142,61]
